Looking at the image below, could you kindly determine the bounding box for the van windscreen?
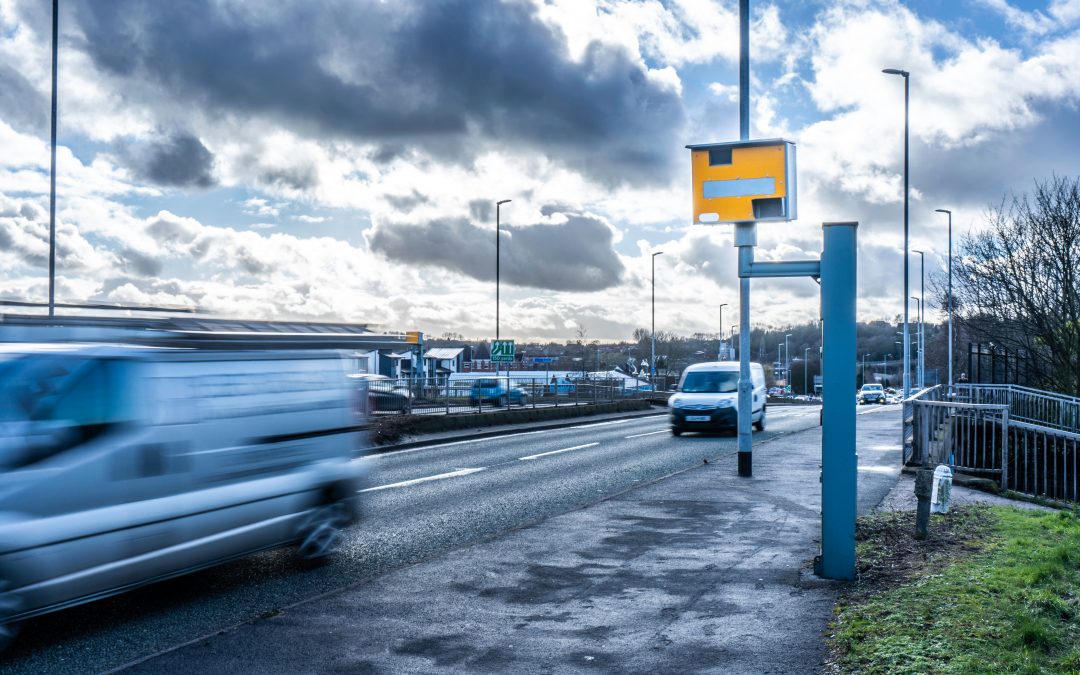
[681,371,739,393]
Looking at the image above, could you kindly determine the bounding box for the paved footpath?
[121,409,903,674]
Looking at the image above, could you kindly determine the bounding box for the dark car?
[469,378,529,406]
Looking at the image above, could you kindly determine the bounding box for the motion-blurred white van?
[668,361,766,435]
[0,345,366,647]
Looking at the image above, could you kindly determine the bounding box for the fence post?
[1001,408,1010,492]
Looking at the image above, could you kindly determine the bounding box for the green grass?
[830,507,1080,674]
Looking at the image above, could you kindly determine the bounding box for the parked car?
[858,383,887,404]
[351,373,410,413]
[669,361,766,435]
[546,377,577,396]
[468,378,529,406]
[0,345,366,649]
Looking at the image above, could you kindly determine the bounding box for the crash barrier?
[907,384,1080,503]
[364,375,660,416]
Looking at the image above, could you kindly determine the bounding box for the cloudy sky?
[2,0,1079,341]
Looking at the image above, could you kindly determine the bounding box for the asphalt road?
[0,403,884,673]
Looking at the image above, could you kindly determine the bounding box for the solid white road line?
[518,442,599,461]
[358,467,486,492]
[624,429,670,439]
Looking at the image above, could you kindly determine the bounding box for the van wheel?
[499,395,509,407]
[671,427,682,436]
[754,408,766,432]
[297,501,350,561]
[0,581,23,652]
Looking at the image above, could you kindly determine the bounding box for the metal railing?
[954,383,1080,434]
[907,383,1080,502]
[363,375,657,416]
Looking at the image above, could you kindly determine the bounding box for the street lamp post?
[935,209,954,393]
[651,251,664,378]
[785,333,792,394]
[495,199,511,380]
[862,352,870,387]
[912,249,925,389]
[804,346,810,395]
[883,67,911,398]
[894,341,902,387]
[718,302,729,360]
[48,0,59,316]
[910,297,922,388]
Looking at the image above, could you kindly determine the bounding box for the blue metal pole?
[820,221,858,580]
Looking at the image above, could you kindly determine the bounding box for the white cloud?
[976,0,1057,35]
[242,198,280,218]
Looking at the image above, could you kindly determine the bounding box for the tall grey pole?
[936,209,953,392]
[785,333,792,392]
[651,251,663,377]
[919,251,925,388]
[48,0,59,316]
[718,303,728,359]
[911,249,925,388]
[804,346,810,395]
[495,199,510,380]
[911,297,921,388]
[882,68,911,397]
[736,0,754,476]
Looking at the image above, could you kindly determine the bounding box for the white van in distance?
[669,361,766,435]
[0,345,367,648]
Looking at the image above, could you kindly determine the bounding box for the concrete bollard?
[914,468,934,540]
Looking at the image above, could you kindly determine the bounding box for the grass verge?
[827,505,1080,674]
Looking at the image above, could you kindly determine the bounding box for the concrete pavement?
[121,407,902,674]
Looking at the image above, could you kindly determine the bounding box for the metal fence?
[955,383,1080,434]
[363,375,658,416]
[906,384,1080,502]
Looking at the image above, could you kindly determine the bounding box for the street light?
[910,296,922,388]
[48,0,59,316]
[935,208,954,393]
[651,251,664,378]
[862,352,870,386]
[804,346,810,395]
[718,302,729,360]
[883,67,911,398]
[495,199,511,379]
[912,249,926,390]
[785,333,792,393]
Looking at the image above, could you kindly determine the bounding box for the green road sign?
[491,339,515,362]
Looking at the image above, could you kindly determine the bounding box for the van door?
[0,356,168,613]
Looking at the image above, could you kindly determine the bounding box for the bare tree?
[952,176,1080,394]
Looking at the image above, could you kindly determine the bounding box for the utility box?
[686,138,797,224]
